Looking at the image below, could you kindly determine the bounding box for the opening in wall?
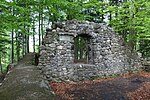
[74,34,92,64]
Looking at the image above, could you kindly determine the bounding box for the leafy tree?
[0,0,150,73]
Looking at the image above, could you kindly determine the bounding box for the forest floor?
[0,53,54,100]
[0,53,149,100]
[50,71,150,100]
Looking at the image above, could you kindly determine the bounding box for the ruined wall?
[38,20,142,81]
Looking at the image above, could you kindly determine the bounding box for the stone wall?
[38,20,142,82]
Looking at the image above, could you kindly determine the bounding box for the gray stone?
[38,20,142,82]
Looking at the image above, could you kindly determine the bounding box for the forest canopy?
[0,0,150,73]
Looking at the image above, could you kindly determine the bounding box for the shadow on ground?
[53,74,150,100]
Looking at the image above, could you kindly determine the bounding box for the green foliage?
[0,0,150,72]
[139,40,150,57]
[107,0,150,57]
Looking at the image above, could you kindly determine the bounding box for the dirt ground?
[50,72,150,100]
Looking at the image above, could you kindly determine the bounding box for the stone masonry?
[38,20,142,81]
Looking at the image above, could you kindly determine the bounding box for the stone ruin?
[38,20,142,81]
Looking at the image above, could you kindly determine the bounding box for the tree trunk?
[101,6,104,22]
[109,11,112,26]
[26,34,29,53]
[22,34,25,57]
[33,30,35,53]
[41,16,44,40]
[39,8,41,52]
[24,35,27,54]
[41,5,44,40]
[0,53,3,74]
[32,20,36,53]
[16,33,20,61]
[10,30,14,64]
